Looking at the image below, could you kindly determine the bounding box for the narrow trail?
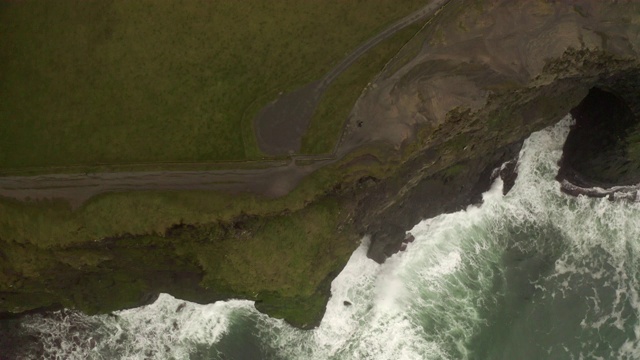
[0,158,333,208]
[0,0,451,207]
[317,0,450,90]
[253,0,451,156]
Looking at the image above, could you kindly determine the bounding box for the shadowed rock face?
[560,86,640,188]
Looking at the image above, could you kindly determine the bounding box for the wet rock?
[353,0,640,263]
[361,142,523,264]
[343,301,352,306]
[559,86,640,188]
[404,234,415,243]
[498,160,519,196]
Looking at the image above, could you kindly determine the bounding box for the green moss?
[542,47,632,77]
[441,164,466,178]
[0,235,214,314]
[0,194,358,325]
[255,270,348,329]
[573,5,589,18]
[626,126,640,161]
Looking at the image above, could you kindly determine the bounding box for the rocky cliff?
[345,0,640,262]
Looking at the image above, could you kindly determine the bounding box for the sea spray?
[18,294,258,359]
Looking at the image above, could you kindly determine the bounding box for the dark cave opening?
[559,86,640,187]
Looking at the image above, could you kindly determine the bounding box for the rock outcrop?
[343,0,640,262]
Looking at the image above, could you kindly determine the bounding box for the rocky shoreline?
[349,0,640,264]
[361,73,640,263]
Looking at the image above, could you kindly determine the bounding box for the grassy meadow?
[0,0,425,169]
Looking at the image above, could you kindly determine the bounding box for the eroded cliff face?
[345,0,640,262]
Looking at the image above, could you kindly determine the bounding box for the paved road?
[0,0,451,206]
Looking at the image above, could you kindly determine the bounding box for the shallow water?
[12,116,640,359]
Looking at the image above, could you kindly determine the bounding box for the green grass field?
[0,0,425,169]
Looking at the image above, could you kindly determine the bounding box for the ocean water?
[11,116,640,359]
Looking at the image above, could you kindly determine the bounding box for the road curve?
[0,0,451,206]
[253,0,452,156]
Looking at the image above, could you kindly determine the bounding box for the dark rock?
[365,224,406,263]
[164,223,197,237]
[361,71,640,264]
[559,86,640,188]
[140,292,160,307]
[498,160,519,196]
[346,0,640,265]
[0,319,33,360]
[360,142,523,264]
[559,174,640,200]
[343,301,352,306]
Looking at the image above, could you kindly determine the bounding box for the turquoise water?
[14,117,640,359]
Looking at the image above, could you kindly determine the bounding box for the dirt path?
[0,158,334,208]
[0,1,451,207]
[253,0,451,156]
